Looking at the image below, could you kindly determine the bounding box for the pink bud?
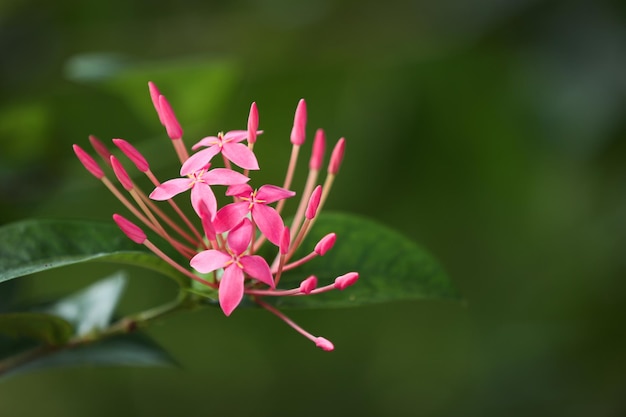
[113,138,149,172]
[110,155,134,191]
[280,226,290,255]
[148,81,164,124]
[158,95,183,140]
[315,337,334,351]
[89,135,112,164]
[247,102,259,144]
[314,233,336,256]
[299,275,318,294]
[334,272,359,290]
[328,138,345,175]
[290,99,307,145]
[73,144,104,179]
[305,185,322,220]
[309,128,326,170]
[113,214,146,244]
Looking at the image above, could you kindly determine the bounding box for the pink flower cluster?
[73,82,358,351]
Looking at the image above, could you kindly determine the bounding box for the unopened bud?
[305,185,322,220]
[247,102,259,144]
[309,128,326,170]
[334,272,359,290]
[113,214,146,244]
[314,233,336,256]
[315,337,334,351]
[113,138,149,172]
[328,138,345,175]
[89,135,112,164]
[73,144,104,179]
[299,275,318,294]
[110,155,134,191]
[158,95,183,140]
[290,99,307,145]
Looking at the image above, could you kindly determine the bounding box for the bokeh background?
[1,0,626,415]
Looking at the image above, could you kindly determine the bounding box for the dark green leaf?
[0,332,178,381]
[0,313,73,345]
[45,272,127,336]
[269,212,456,308]
[0,219,188,287]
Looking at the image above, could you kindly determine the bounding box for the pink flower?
[213,184,295,246]
[77,89,357,351]
[190,218,274,316]
[182,130,262,174]
[150,165,249,218]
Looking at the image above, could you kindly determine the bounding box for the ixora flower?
[73,83,358,351]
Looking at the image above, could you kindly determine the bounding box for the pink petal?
[227,218,253,255]
[191,183,217,218]
[222,130,248,143]
[180,147,219,176]
[199,202,216,241]
[279,226,290,255]
[252,204,284,246]
[190,249,231,274]
[214,202,250,234]
[203,168,250,186]
[240,255,274,288]
[191,136,219,151]
[222,142,259,170]
[149,177,191,200]
[256,184,295,204]
[225,183,253,198]
[218,266,245,316]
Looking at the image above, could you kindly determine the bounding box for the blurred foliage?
[1,0,626,416]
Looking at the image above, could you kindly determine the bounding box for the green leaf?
[0,332,178,381]
[45,272,127,336]
[0,219,188,287]
[0,313,73,346]
[270,212,456,308]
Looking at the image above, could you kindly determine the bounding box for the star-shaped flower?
[190,218,274,316]
[182,130,262,175]
[213,184,295,246]
[150,164,249,218]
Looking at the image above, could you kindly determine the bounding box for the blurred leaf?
[269,212,456,308]
[45,272,126,336]
[0,313,73,346]
[0,219,188,287]
[0,332,178,381]
[100,57,239,127]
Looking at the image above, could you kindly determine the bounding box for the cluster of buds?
[73,82,358,351]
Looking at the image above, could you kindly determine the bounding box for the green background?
[1,0,625,415]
